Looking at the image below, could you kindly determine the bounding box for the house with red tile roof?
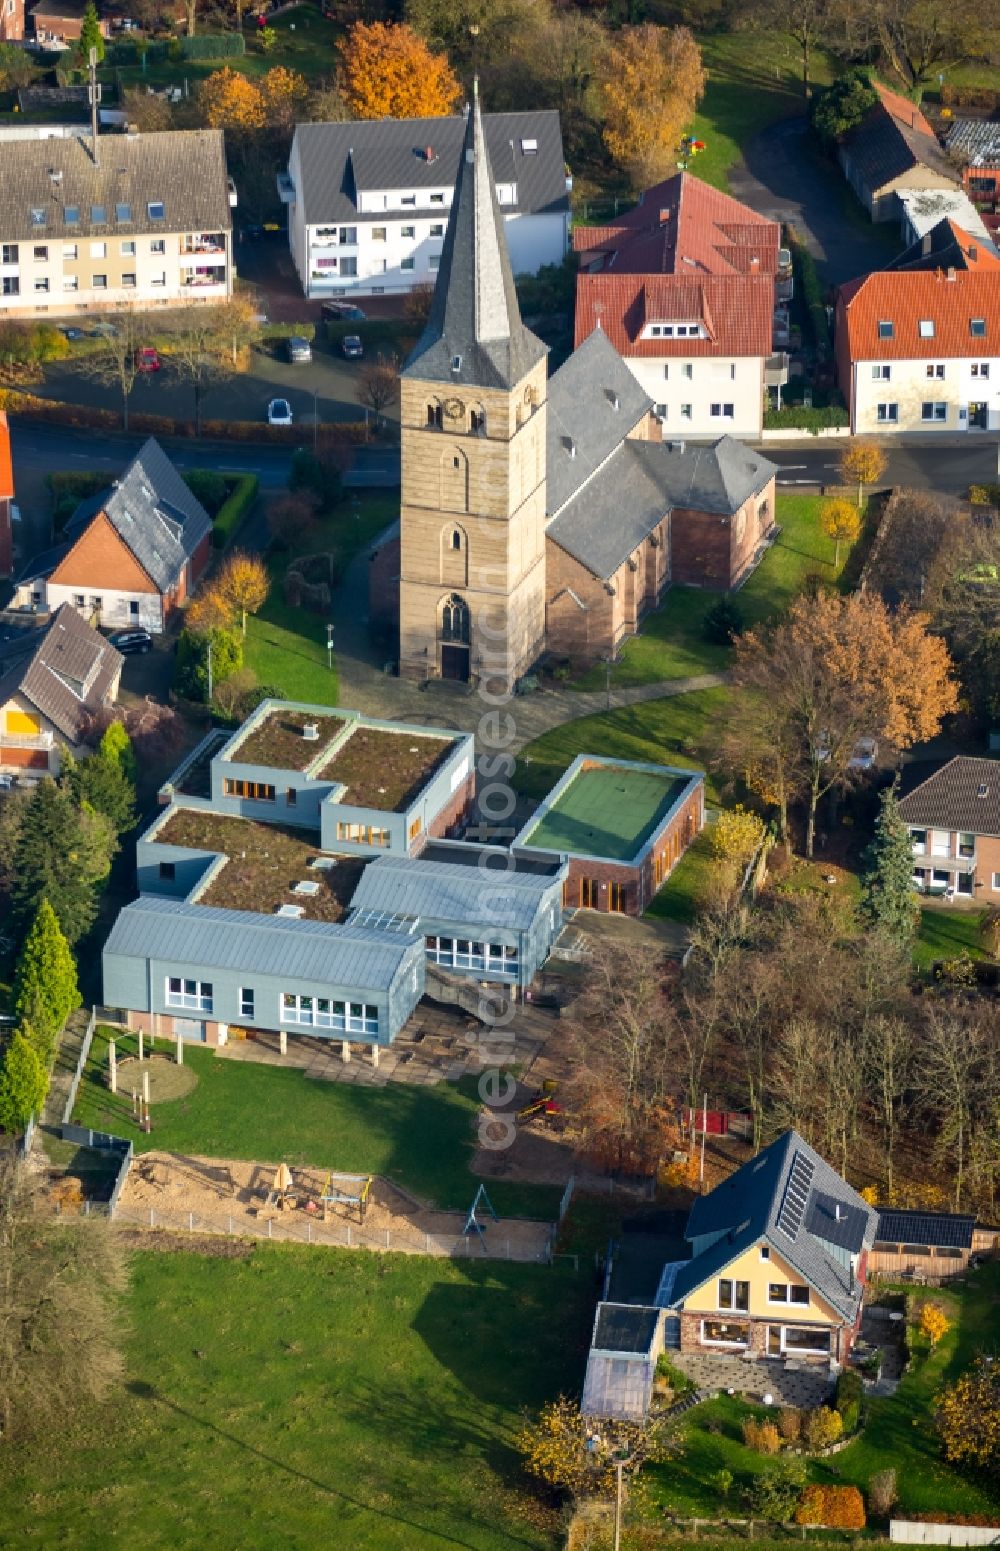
[835,244,1000,432]
[0,411,14,580]
[838,81,959,223]
[573,173,780,440]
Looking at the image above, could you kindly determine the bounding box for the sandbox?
[115,1150,553,1263]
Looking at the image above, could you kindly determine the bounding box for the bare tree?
[163,306,234,435]
[863,1016,915,1198]
[357,352,400,426]
[78,307,147,431]
[919,1004,988,1210]
[0,1152,128,1442]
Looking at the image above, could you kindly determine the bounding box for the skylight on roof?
[116,202,132,222]
[65,206,79,224]
[30,209,46,227]
[970,317,986,337]
[91,205,106,224]
[520,138,538,154]
[918,319,935,337]
[147,201,165,221]
[878,320,894,339]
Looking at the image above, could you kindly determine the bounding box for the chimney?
[835,1203,844,1221]
[921,233,932,256]
[947,266,956,281]
[302,722,319,741]
[659,209,671,224]
[569,442,577,460]
[969,244,978,261]
[425,146,435,162]
[750,255,759,268]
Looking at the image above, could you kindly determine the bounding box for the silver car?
[287,335,312,363]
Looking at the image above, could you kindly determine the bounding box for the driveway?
[727,116,901,287]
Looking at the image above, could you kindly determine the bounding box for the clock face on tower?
[443,397,464,421]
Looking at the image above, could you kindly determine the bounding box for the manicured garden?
[912,906,990,975]
[0,1242,593,1551]
[646,1267,1000,1523]
[73,1029,562,1221]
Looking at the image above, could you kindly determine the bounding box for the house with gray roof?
[282,109,569,299]
[653,1131,877,1367]
[15,437,213,633]
[0,601,122,776]
[899,756,1000,902]
[838,81,959,223]
[0,128,233,319]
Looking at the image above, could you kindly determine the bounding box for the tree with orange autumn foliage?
[599,24,705,187]
[338,21,461,121]
[820,496,862,567]
[725,592,958,857]
[215,549,270,636]
[259,66,310,132]
[200,67,267,132]
[185,586,234,635]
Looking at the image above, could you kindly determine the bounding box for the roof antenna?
[88,46,100,167]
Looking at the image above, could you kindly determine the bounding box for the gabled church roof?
[403,81,547,392]
[546,328,653,516]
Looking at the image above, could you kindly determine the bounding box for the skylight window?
[450,354,462,372]
[520,138,538,154]
[115,202,132,222]
[970,318,986,337]
[91,205,106,224]
[147,201,165,221]
[877,320,894,339]
[918,319,935,338]
[30,209,45,227]
[65,206,79,225]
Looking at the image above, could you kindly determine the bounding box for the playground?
[114,1150,554,1262]
[519,759,691,862]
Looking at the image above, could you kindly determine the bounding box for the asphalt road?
[762,439,1000,493]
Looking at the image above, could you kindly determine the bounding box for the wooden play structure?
[320,1172,373,1225]
[258,1163,296,1218]
[518,1080,561,1123]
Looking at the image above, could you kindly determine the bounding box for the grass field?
[571,495,844,692]
[99,5,342,93]
[73,1029,561,1221]
[913,905,989,974]
[521,763,690,862]
[644,827,717,925]
[0,1243,593,1551]
[645,1266,1000,1521]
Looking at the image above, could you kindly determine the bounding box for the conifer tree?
[63,748,136,837]
[0,1032,48,1134]
[859,781,919,946]
[97,722,137,786]
[13,900,81,1050]
[11,781,115,945]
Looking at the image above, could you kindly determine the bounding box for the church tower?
[397,83,549,686]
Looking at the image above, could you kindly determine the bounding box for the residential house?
[573,172,781,439]
[944,120,1000,209]
[899,756,1000,900]
[0,602,122,775]
[654,1130,877,1365]
[0,127,233,319]
[282,110,570,300]
[0,0,24,41]
[869,1209,976,1282]
[835,257,1000,432]
[896,188,996,252]
[369,96,779,682]
[839,81,959,222]
[105,698,568,1048]
[29,0,107,42]
[0,410,14,579]
[887,215,1000,274]
[14,437,213,632]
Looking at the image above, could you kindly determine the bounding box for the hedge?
[179,32,245,58]
[211,473,258,549]
[786,223,830,363]
[260,322,316,343]
[0,388,370,447]
[106,32,245,65]
[763,404,849,431]
[324,319,417,353]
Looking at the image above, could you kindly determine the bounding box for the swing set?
[463,1184,498,1251]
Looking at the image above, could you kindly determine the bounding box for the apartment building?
[835,253,1000,432]
[282,109,569,299]
[0,127,234,319]
[899,757,1000,901]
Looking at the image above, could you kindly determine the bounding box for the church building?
[373,86,777,685]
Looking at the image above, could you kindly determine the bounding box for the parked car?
[240,222,265,241]
[60,326,85,341]
[109,627,153,655]
[88,321,118,338]
[287,335,312,364]
[267,398,293,426]
[322,301,366,322]
[341,334,364,360]
[135,346,161,373]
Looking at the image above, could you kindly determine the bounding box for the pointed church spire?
[403,79,547,390]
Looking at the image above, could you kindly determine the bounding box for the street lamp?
[326,622,334,671]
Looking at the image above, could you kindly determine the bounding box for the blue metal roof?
[348,853,558,932]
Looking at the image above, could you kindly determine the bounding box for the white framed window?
[63,276,78,291]
[430,223,444,237]
[400,225,416,239]
[89,241,106,259]
[921,402,947,421]
[759,1246,770,1260]
[718,1278,749,1311]
[400,193,416,207]
[918,319,935,338]
[991,872,1000,891]
[122,273,136,288]
[702,1319,749,1347]
[682,362,693,379]
[338,226,357,244]
[280,994,378,1035]
[926,363,945,378]
[121,240,136,256]
[33,277,49,293]
[150,238,165,255]
[958,832,976,858]
[150,272,166,288]
[1,244,18,264]
[680,403,692,419]
[910,828,927,853]
[371,226,387,241]
[871,364,890,381]
[768,1282,810,1305]
[239,987,254,1018]
[429,255,440,271]
[971,363,989,377]
[424,937,518,974]
[166,977,213,1012]
[33,244,48,261]
[773,1325,831,1355]
[877,402,898,422]
[401,257,415,272]
[655,402,667,418]
[92,274,107,289]
[63,243,78,259]
[340,257,357,277]
[878,320,894,339]
[931,830,950,857]
[970,318,986,337]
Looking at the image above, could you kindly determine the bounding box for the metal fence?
[19,1112,36,1160]
[61,1008,98,1126]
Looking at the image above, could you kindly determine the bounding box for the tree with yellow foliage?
[840,440,887,509]
[936,1356,1000,1473]
[820,496,862,568]
[711,805,767,868]
[518,1395,672,1498]
[215,550,270,636]
[260,66,310,132]
[200,67,267,132]
[599,24,705,188]
[919,1302,951,1348]
[185,586,234,636]
[338,21,461,121]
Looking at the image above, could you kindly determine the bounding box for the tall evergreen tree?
[63,749,136,837]
[0,1032,48,1134]
[97,722,138,786]
[77,0,104,63]
[859,781,919,946]
[10,781,115,945]
[13,900,81,1049]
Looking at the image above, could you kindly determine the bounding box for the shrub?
[182,469,229,516]
[941,82,1000,112]
[654,1356,696,1396]
[712,1468,734,1497]
[867,1467,897,1518]
[795,1484,866,1529]
[179,32,246,58]
[803,1405,843,1450]
[47,469,108,531]
[212,474,258,550]
[835,1369,864,1413]
[968,483,1000,506]
[839,1398,861,1435]
[174,625,242,703]
[742,1417,781,1455]
[763,404,849,432]
[704,593,744,644]
[288,448,342,513]
[811,68,878,145]
[778,1408,801,1443]
[744,1458,808,1521]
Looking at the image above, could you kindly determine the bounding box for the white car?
[267,398,293,426]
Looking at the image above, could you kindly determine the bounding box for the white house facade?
[0,127,234,319]
[624,349,766,441]
[847,353,1000,433]
[283,110,570,299]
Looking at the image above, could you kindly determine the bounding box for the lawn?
[73,1028,561,1221]
[516,687,730,810]
[645,1266,1000,1522]
[243,493,396,706]
[913,905,989,974]
[102,5,343,93]
[0,1242,593,1551]
[645,826,717,925]
[571,495,843,692]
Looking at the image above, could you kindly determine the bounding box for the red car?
[136,346,161,373]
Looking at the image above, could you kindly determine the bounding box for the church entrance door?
[441,644,470,681]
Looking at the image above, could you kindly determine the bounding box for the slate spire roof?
[403,80,547,391]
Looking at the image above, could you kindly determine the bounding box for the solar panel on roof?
[875,1210,974,1249]
[776,1150,814,1239]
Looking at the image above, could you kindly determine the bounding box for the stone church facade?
[372,87,777,685]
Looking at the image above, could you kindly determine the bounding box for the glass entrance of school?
[580,877,599,908]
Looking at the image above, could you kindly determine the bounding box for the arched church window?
[427,403,443,428]
[470,408,485,434]
[440,593,470,644]
[451,530,462,550]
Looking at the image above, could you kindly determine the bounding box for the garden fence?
[19,1112,36,1159]
[110,1201,554,1264]
[61,1007,98,1126]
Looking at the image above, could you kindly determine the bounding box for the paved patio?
[671,1352,834,1409]
[215,1001,554,1088]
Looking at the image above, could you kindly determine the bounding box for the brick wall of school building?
[123,1010,226,1048]
[561,780,703,915]
[424,770,476,842]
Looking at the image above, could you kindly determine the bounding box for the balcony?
[181,268,227,289]
[765,352,789,388]
[180,236,226,260]
[276,172,295,205]
[0,730,54,751]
